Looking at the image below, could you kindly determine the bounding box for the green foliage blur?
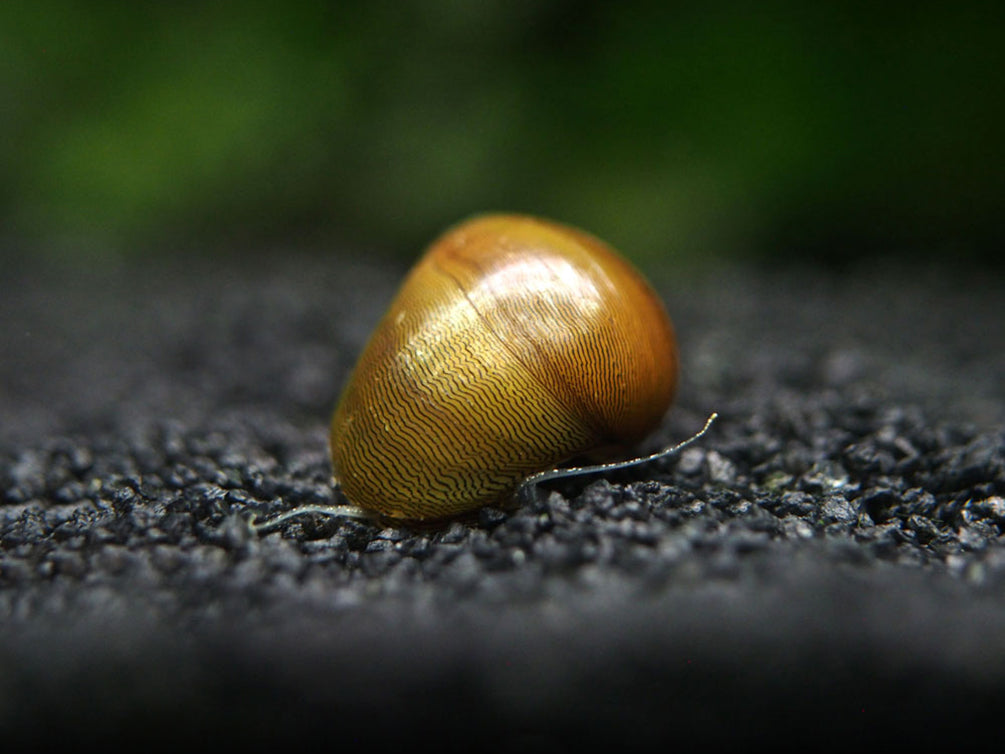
[2,1,1002,266]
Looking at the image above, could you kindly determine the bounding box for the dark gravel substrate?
[1,249,1003,749]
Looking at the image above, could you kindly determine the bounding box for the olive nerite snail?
[254,213,715,531]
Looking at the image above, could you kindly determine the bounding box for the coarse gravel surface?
[1,248,1003,749]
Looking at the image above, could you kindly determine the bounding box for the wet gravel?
[1,249,1003,749]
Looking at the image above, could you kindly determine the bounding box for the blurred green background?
[2,1,1002,267]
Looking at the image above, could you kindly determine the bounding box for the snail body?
[329,214,679,521]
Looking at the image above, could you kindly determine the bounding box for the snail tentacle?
[520,412,718,489]
[250,504,369,534]
[250,480,370,534]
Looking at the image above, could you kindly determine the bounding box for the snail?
[254,213,715,531]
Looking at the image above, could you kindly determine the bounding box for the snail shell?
[330,213,679,521]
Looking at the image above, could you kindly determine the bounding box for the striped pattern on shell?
[330,214,679,520]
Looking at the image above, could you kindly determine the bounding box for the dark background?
[2,3,1004,749]
[2,1,1002,268]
